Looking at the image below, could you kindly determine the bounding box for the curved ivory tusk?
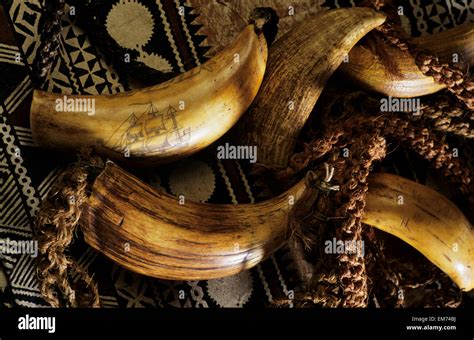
[364,173,474,291]
[80,161,315,280]
[79,163,474,290]
[340,23,474,98]
[30,24,267,164]
[236,7,386,168]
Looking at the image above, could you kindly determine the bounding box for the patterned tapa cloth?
[0,0,473,308]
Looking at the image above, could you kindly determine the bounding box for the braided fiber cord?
[355,93,473,139]
[331,133,387,307]
[282,105,472,307]
[283,126,387,307]
[341,111,472,203]
[362,0,474,110]
[364,234,405,307]
[276,85,474,217]
[35,148,103,307]
[335,93,473,201]
[408,96,473,138]
[29,0,471,309]
[31,0,65,88]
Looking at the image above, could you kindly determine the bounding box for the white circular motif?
[206,271,253,307]
[106,0,155,49]
[168,160,216,203]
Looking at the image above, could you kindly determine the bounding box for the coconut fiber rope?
[274,91,473,188]
[32,0,472,308]
[340,93,473,203]
[362,0,474,111]
[271,7,474,308]
[413,96,473,138]
[277,97,473,308]
[35,99,471,308]
[343,92,474,139]
[35,148,103,307]
[31,0,65,88]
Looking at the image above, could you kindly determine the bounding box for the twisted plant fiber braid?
[414,96,473,138]
[364,232,405,307]
[270,97,471,191]
[352,93,474,138]
[31,0,65,87]
[284,130,387,307]
[276,92,473,204]
[35,148,103,307]
[332,133,387,307]
[366,229,463,308]
[275,84,473,307]
[380,117,473,205]
[336,92,473,203]
[360,0,474,110]
[280,102,472,308]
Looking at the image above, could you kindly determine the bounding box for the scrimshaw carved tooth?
[30,24,268,164]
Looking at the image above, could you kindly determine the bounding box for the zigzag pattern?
[2,0,468,309]
[179,1,211,61]
[7,0,42,65]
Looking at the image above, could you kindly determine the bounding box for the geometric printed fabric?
[0,0,473,308]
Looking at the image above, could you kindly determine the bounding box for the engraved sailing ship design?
[104,102,191,156]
